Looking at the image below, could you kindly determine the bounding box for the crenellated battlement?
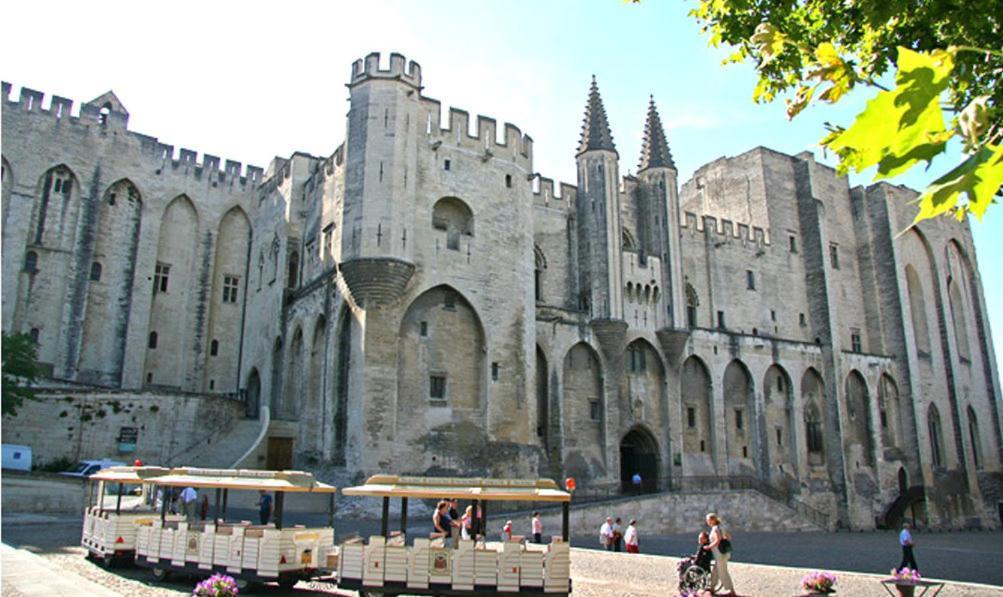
[532,174,576,207]
[681,210,771,246]
[3,82,263,188]
[418,96,533,165]
[350,51,422,89]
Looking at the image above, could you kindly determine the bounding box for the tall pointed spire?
[638,96,675,171]
[577,76,617,155]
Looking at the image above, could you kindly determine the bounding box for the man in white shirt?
[898,521,919,571]
[599,517,614,551]
[180,486,198,521]
[624,519,639,553]
[531,512,543,544]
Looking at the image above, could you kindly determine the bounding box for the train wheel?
[151,567,170,582]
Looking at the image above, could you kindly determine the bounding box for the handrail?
[231,405,271,468]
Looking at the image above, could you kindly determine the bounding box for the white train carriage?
[82,466,182,564]
[338,476,573,596]
[121,466,337,589]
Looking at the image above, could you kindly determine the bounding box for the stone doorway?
[266,436,294,470]
[620,426,660,494]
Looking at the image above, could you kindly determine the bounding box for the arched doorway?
[246,368,261,419]
[620,426,659,494]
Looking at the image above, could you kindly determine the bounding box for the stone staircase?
[164,413,267,469]
[522,487,826,538]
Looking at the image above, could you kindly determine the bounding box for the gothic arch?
[302,315,327,454]
[966,405,983,469]
[685,282,699,327]
[723,359,757,471]
[622,228,637,252]
[283,324,305,420]
[78,178,143,384]
[333,307,353,464]
[204,206,252,393]
[31,164,79,249]
[396,285,487,463]
[801,367,827,468]
[270,336,283,415]
[246,367,261,419]
[144,194,199,388]
[681,355,714,471]
[928,403,945,468]
[432,197,474,250]
[562,342,605,482]
[534,244,547,302]
[844,369,876,468]
[620,424,660,492]
[905,265,930,353]
[947,278,970,361]
[624,338,666,435]
[764,364,795,476]
[878,373,902,449]
[536,344,549,445]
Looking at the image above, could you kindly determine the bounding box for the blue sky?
[2,0,999,377]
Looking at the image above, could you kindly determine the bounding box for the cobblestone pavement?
[4,517,1002,596]
[574,529,1003,586]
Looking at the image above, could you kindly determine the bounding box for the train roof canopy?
[341,475,571,502]
[90,466,336,493]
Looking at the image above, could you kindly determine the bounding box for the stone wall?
[1,388,246,468]
[528,490,822,539]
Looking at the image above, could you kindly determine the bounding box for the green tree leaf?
[824,47,954,179]
[914,144,1003,222]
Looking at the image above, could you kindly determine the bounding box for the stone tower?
[340,52,421,307]
[636,96,685,330]
[575,77,623,321]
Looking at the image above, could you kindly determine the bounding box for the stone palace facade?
[2,52,1001,529]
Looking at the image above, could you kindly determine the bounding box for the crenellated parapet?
[681,211,771,246]
[2,82,263,189]
[532,175,577,208]
[350,51,423,90]
[418,97,533,169]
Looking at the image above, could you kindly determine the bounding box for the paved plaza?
[3,514,1002,595]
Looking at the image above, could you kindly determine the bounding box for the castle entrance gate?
[620,427,659,494]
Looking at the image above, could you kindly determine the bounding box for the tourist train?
[82,466,573,595]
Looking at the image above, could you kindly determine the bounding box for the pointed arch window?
[928,404,945,468]
[23,251,38,274]
[90,262,102,282]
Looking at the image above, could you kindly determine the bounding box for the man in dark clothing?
[258,490,273,525]
[898,522,919,571]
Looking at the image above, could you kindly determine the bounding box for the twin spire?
[578,76,617,155]
[577,77,675,171]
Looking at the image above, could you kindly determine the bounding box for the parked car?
[59,459,127,478]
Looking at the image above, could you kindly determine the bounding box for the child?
[694,531,713,571]
[502,520,513,542]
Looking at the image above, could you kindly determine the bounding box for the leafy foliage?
[2,332,39,417]
[687,0,1003,223]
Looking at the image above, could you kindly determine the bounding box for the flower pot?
[895,585,915,597]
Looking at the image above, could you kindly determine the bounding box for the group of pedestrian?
[432,498,489,546]
[154,486,213,521]
[598,516,639,553]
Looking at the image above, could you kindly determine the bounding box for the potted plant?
[800,570,837,595]
[888,568,922,597]
[193,573,239,597]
